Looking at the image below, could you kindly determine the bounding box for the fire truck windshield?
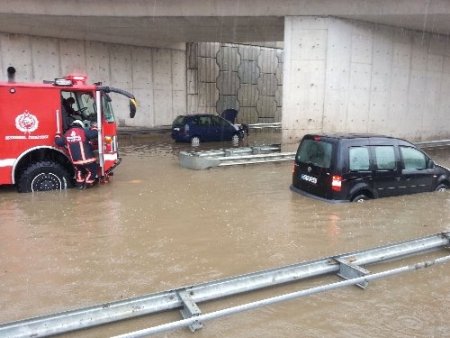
[102,93,115,122]
[61,90,117,128]
[62,91,96,121]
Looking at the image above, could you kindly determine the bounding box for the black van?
[291,134,450,202]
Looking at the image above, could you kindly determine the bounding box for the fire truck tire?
[17,161,72,193]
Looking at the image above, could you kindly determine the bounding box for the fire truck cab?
[0,69,137,192]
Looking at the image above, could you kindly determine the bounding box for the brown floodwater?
[0,131,449,338]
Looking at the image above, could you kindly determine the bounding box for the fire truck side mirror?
[7,66,16,82]
[129,98,137,118]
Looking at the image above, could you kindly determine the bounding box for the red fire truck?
[0,67,137,192]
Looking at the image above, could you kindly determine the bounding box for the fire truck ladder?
[0,232,449,338]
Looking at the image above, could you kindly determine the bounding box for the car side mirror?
[428,160,435,169]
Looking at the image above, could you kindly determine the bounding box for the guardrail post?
[334,257,370,289]
[177,290,203,332]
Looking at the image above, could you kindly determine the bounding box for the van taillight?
[292,163,298,174]
[331,175,342,191]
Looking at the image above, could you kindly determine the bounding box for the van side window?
[349,147,370,171]
[374,146,396,170]
[400,147,427,170]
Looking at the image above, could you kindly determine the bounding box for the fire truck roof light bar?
[0,232,448,337]
[54,78,73,86]
[44,75,88,86]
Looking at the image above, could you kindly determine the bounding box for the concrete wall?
[187,42,283,124]
[283,17,450,143]
[0,32,186,127]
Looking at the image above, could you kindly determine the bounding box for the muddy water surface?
[0,132,449,337]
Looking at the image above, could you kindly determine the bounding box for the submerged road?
[0,131,449,337]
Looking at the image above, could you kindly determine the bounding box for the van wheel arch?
[434,182,449,192]
[351,190,373,203]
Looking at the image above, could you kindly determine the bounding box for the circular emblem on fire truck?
[15,111,39,133]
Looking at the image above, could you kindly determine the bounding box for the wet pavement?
[0,130,449,337]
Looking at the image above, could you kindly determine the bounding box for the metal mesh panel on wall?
[187,42,283,124]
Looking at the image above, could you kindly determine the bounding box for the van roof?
[306,133,391,139]
[304,133,416,147]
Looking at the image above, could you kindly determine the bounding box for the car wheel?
[435,183,448,192]
[17,161,72,193]
[351,194,370,203]
[191,136,200,146]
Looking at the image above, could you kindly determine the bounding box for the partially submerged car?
[171,114,246,145]
[291,133,450,202]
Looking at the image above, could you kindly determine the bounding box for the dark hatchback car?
[291,133,450,202]
[171,114,245,145]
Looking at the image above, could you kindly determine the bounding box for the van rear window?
[296,139,333,168]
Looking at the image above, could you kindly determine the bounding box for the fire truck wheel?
[17,161,72,193]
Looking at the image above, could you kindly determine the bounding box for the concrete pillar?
[282,16,450,144]
[282,16,328,144]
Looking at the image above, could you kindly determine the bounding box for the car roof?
[180,114,230,121]
[186,114,217,117]
[174,113,225,122]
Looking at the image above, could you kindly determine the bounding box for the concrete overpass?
[1,0,449,142]
[1,1,449,47]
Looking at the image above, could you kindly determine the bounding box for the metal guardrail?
[247,122,281,129]
[115,254,450,338]
[179,144,295,169]
[415,139,450,148]
[117,122,282,135]
[0,232,449,337]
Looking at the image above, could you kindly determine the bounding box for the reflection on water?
[0,131,449,337]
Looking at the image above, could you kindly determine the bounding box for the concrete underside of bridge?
[0,1,449,142]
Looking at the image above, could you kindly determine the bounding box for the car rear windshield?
[173,116,186,126]
[296,139,333,169]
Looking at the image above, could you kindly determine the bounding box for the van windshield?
[296,139,333,168]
